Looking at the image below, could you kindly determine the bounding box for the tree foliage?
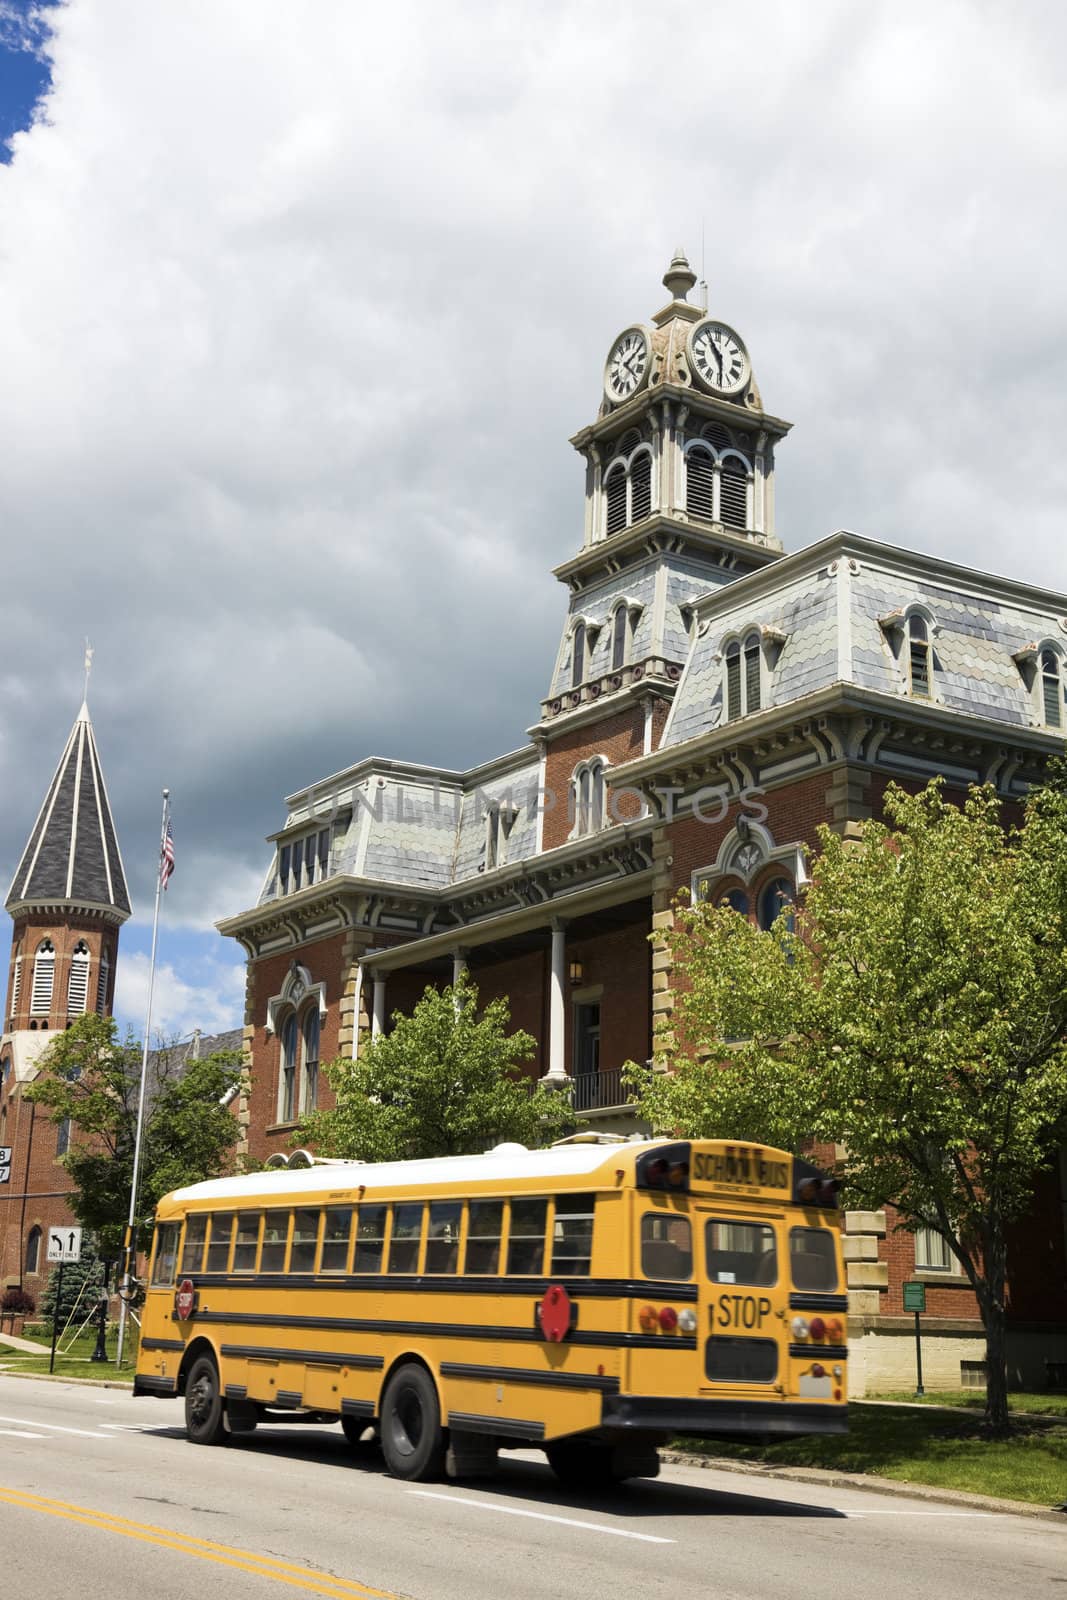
[299,975,574,1160]
[26,1014,244,1257]
[630,774,1067,1433]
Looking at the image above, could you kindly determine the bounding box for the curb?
[661,1451,1067,1524]
[0,1368,134,1391]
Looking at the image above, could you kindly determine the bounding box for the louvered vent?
[96,950,110,1013]
[701,422,732,450]
[10,957,21,1018]
[744,635,762,713]
[630,452,652,523]
[686,448,715,521]
[605,468,627,536]
[31,940,55,1015]
[720,458,749,529]
[726,647,742,721]
[617,429,642,457]
[67,941,90,1015]
[1041,651,1062,727]
[909,640,931,698]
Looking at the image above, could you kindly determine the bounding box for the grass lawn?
[868,1389,1067,1418]
[0,1328,136,1383]
[674,1401,1067,1508]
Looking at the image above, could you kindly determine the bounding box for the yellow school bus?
[134,1134,847,1483]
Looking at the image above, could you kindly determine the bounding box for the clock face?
[690,321,750,395]
[604,327,650,403]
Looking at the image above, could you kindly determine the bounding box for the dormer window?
[571,622,586,688]
[725,632,762,721]
[484,801,518,870]
[278,825,332,895]
[908,614,932,699]
[1041,647,1065,728]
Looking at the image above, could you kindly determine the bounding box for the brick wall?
[542,707,646,851]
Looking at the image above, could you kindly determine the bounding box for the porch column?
[372,976,387,1038]
[541,920,569,1086]
[452,949,468,987]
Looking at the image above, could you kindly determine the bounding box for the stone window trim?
[567,613,603,689]
[264,963,327,1038]
[691,821,809,905]
[569,755,610,840]
[712,623,788,723]
[682,437,753,532]
[879,603,942,703]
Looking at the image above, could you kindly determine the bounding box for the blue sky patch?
[0,1,59,159]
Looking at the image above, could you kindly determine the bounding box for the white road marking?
[0,1428,47,1438]
[0,1413,110,1438]
[409,1489,674,1543]
[100,1423,153,1432]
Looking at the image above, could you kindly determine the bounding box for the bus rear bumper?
[600,1395,848,1439]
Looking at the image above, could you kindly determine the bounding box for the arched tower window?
[685,445,715,522]
[908,614,932,699]
[720,455,750,530]
[30,940,55,1016]
[96,948,111,1013]
[56,1117,71,1156]
[25,1226,42,1276]
[10,954,21,1019]
[1040,647,1064,728]
[604,465,627,537]
[571,622,586,688]
[280,1012,299,1123]
[67,941,90,1016]
[302,1007,320,1114]
[629,450,652,523]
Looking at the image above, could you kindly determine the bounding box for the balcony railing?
[571,1066,631,1113]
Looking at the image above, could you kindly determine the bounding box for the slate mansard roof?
[6,702,131,921]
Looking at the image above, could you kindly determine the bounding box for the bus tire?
[184,1354,228,1446]
[546,1439,641,1486]
[379,1363,445,1481]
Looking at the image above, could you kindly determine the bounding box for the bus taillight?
[791,1316,810,1340]
[677,1308,697,1334]
[808,1316,826,1341]
[658,1306,678,1333]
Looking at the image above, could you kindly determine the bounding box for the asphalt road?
[0,1374,1062,1600]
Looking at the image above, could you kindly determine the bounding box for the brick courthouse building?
[219,254,1067,1393]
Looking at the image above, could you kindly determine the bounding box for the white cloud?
[114,946,245,1044]
[2,0,1067,1032]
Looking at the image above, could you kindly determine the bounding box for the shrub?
[1,1287,37,1316]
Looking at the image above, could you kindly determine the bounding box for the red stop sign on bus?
[538,1284,571,1343]
[174,1279,196,1321]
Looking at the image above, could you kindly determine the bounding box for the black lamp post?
[90,1259,110,1362]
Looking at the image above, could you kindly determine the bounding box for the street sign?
[174,1279,197,1321]
[46,1226,82,1264]
[0,1145,11,1184]
[903,1280,926,1313]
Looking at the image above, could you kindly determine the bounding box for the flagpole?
[116,788,170,1367]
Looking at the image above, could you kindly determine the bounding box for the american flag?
[161,821,175,890]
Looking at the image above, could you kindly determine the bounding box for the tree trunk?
[977,1217,1010,1436]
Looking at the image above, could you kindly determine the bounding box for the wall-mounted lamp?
[568,960,584,984]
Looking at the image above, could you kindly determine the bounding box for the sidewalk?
[0,1330,52,1355]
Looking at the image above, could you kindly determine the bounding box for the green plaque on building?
[903,1281,926,1313]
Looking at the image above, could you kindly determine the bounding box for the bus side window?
[552,1195,595,1277]
[205,1214,236,1273]
[321,1207,353,1272]
[790,1227,839,1291]
[353,1205,388,1273]
[507,1199,548,1276]
[640,1213,692,1280]
[151,1223,180,1286]
[261,1212,290,1273]
[232,1213,262,1272]
[426,1202,461,1273]
[289,1208,320,1272]
[388,1204,424,1273]
[464,1201,503,1274]
[180,1216,207,1275]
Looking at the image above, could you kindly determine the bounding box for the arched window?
[10,955,21,1019]
[56,1117,71,1157]
[629,450,652,523]
[572,758,608,837]
[685,445,715,522]
[758,877,795,931]
[280,1013,299,1123]
[720,455,749,530]
[908,614,932,699]
[604,465,627,537]
[25,1226,41,1276]
[67,941,90,1016]
[96,948,110,1013]
[30,940,55,1016]
[571,622,586,688]
[722,888,749,915]
[744,631,761,713]
[724,632,763,720]
[611,604,630,671]
[302,1008,320,1114]
[1040,648,1064,728]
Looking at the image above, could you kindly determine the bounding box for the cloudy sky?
[1,0,1065,1042]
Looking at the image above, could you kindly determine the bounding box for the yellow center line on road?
[0,1486,408,1600]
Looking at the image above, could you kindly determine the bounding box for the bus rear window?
[321,1208,352,1272]
[151,1223,180,1286]
[232,1213,261,1272]
[388,1204,423,1273]
[206,1214,235,1273]
[790,1227,839,1291]
[180,1216,207,1274]
[507,1199,547,1276]
[426,1202,461,1274]
[706,1220,777,1286]
[353,1206,387,1273]
[641,1213,692,1280]
[261,1213,289,1273]
[289,1209,320,1272]
[552,1196,595,1277]
[465,1202,503,1274]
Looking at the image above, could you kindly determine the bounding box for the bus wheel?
[380,1363,445,1481]
[184,1355,227,1446]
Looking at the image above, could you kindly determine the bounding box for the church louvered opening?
[605,466,627,536]
[10,957,21,1018]
[630,450,652,523]
[67,940,90,1015]
[617,429,642,457]
[31,939,55,1015]
[701,421,733,450]
[686,446,715,522]
[96,949,110,1013]
[720,456,749,529]
[1041,648,1063,727]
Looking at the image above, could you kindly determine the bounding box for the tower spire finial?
[663,247,697,303]
[83,638,94,707]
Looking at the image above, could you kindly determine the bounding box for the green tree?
[299,974,574,1160]
[630,777,1067,1435]
[26,1014,244,1258]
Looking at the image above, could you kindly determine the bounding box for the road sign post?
[48,1260,64,1376]
[903,1280,926,1396]
[91,1260,110,1363]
